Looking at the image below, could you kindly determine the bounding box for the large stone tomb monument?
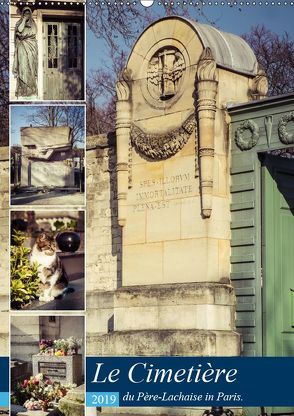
[20,126,75,188]
[89,15,268,415]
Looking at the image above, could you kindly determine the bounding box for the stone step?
[114,283,236,332]
[114,282,236,307]
[87,329,240,356]
[98,407,243,416]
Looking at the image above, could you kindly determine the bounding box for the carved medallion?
[147,47,185,102]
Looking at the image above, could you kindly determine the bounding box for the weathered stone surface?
[114,283,235,307]
[32,354,83,385]
[86,138,121,293]
[0,334,9,356]
[21,126,71,146]
[21,126,75,187]
[59,384,84,416]
[87,290,115,334]
[87,329,240,357]
[113,283,236,331]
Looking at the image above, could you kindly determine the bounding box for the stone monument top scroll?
[115,16,264,287]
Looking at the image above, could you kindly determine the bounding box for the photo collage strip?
[8,2,86,415]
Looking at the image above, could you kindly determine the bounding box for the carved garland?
[278,112,294,144]
[130,114,196,160]
[235,120,260,151]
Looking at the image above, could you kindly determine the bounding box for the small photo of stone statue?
[10,3,85,101]
[12,7,38,99]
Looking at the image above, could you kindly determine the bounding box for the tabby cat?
[30,233,68,302]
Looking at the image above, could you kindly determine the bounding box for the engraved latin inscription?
[132,172,195,212]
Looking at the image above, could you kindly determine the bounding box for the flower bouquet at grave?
[24,398,51,411]
[39,339,54,355]
[53,337,83,356]
[12,373,52,409]
[12,373,77,411]
[54,338,69,356]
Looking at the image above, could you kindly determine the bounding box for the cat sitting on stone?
[30,233,69,302]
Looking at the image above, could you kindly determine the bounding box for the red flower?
[22,379,29,388]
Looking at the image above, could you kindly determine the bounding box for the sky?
[10,106,85,146]
[86,3,294,102]
[11,106,36,146]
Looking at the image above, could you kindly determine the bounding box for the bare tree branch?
[243,25,294,96]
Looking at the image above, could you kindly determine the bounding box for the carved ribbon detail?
[130,114,196,160]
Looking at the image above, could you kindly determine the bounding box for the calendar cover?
[0,1,293,415]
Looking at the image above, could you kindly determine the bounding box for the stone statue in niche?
[12,7,38,98]
[147,48,185,101]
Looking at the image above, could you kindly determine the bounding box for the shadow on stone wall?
[106,132,122,289]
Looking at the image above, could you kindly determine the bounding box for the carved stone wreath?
[235,119,260,151]
[278,112,294,144]
[130,114,196,160]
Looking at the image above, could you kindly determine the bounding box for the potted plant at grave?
[67,336,82,355]
[10,230,40,309]
[54,220,80,253]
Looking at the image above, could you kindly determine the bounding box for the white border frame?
[9,314,86,408]
[9,103,87,209]
[9,2,86,103]
[9,208,86,314]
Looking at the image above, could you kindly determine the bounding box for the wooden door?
[262,153,294,413]
[263,153,294,357]
[43,20,84,100]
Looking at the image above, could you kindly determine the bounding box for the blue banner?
[0,357,9,407]
[86,357,294,407]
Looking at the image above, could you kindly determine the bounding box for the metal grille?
[48,24,58,68]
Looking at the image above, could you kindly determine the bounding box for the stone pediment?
[128,16,258,79]
[124,16,258,136]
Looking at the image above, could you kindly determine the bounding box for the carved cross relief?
[147,47,185,101]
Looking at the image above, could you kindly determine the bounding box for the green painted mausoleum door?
[43,20,84,100]
[263,153,294,413]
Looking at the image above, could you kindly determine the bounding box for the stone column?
[197,47,218,218]
[115,72,131,226]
